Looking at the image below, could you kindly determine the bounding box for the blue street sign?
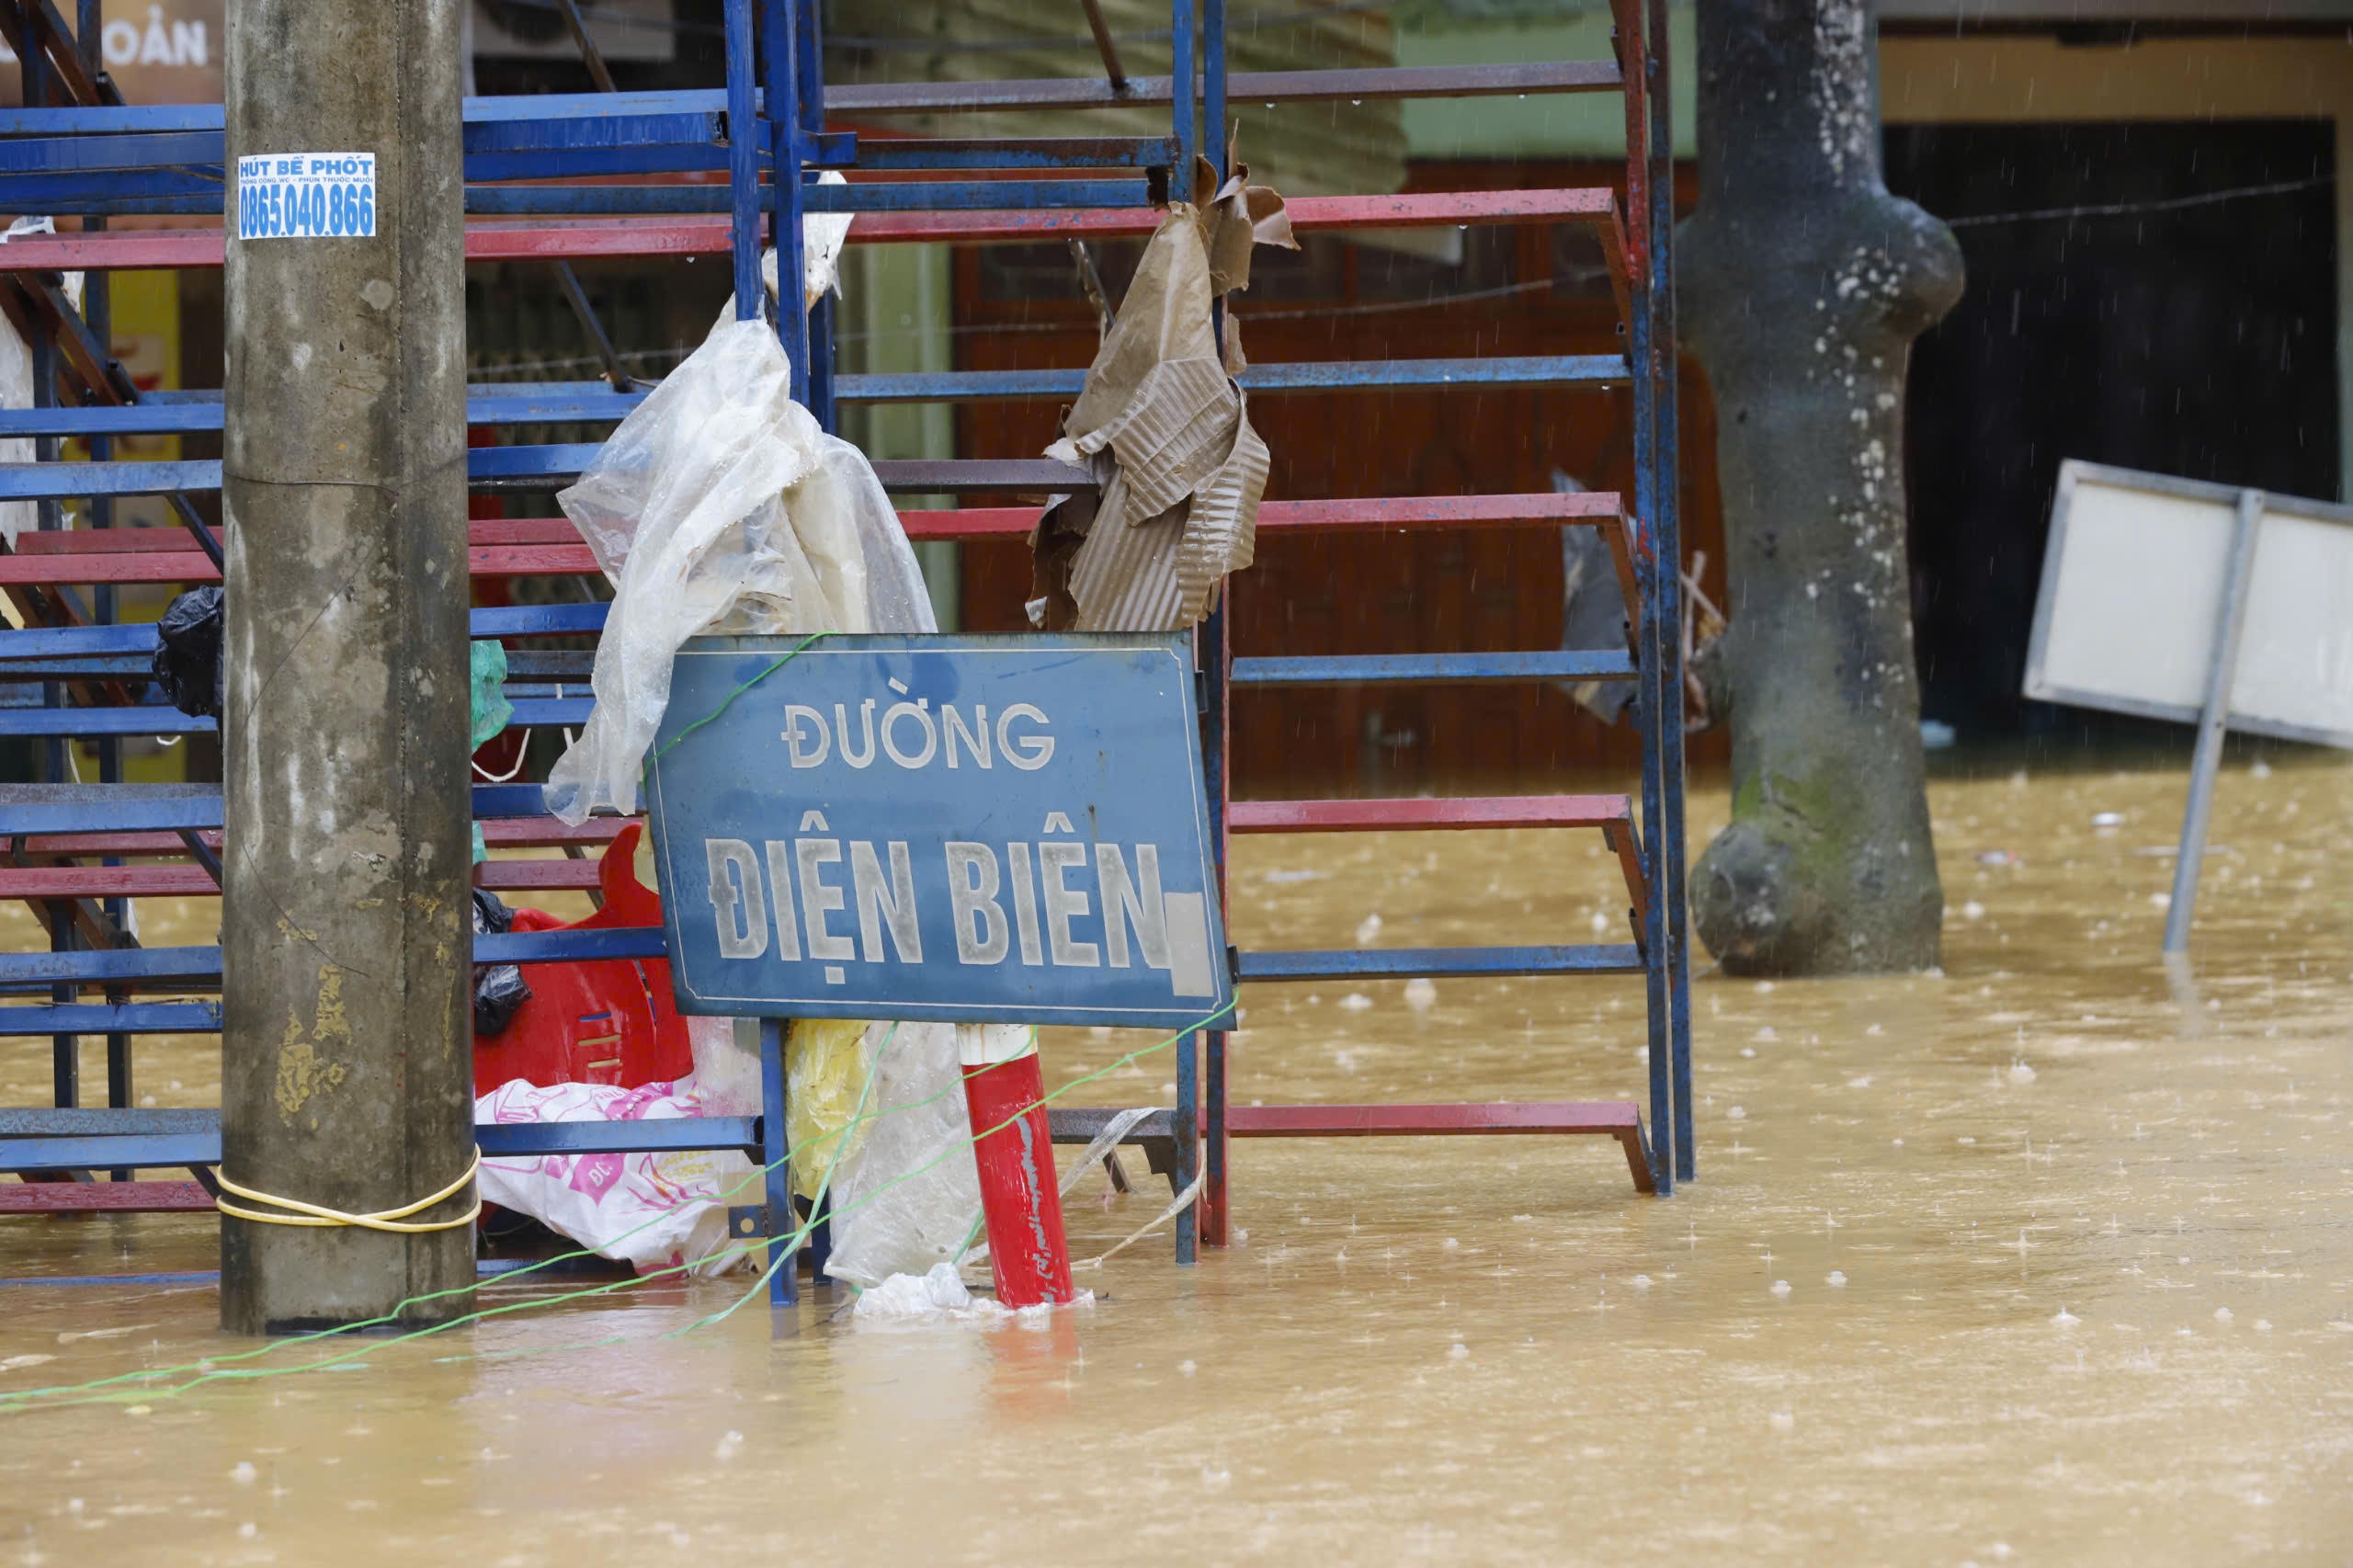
[642,632,1233,1029]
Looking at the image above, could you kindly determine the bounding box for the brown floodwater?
[1,759,2348,1565]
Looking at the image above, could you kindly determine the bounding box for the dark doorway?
[1884,119,2337,742]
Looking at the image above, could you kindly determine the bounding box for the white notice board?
[2024,460,2353,749]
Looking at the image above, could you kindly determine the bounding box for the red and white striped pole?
[959,1024,1074,1309]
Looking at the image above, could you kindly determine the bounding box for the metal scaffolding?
[0,0,1690,1285]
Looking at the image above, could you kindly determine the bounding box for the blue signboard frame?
[642,631,1234,1030]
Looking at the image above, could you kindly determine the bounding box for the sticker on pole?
[233,152,376,240]
[643,632,1234,1030]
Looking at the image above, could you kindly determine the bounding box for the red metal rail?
[1230,794,1627,833]
[17,819,627,858]
[0,494,1633,598]
[0,187,1624,270]
[1232,793,1649,936]
[0,1180,213,1213]
[1228,1101,1652,1193]
[0,859,604,897]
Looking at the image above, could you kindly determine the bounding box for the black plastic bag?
[472,888,531,1039]
[152,586,225,721]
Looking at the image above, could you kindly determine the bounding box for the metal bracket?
[803,131,858,167]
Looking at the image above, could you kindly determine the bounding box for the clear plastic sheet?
[543,319,933,824]
[819,1021,986,1290]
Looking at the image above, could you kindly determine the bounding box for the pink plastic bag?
[475,1076,755,1278]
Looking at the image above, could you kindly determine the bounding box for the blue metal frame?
[1650,0,1694,1186]
[0,0,1689,1280]
[0,355,1630,443]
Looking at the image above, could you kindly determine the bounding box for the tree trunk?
[1677,0,1961,974]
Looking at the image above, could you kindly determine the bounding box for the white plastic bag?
[543,320,933,823]
[475,1077,755,1278]
[850,1261,973,1320]
[718,169,856,323]
[0,218,78,548]
[819,1021,986,1289]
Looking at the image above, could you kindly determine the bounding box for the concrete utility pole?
[220,0,474,1332]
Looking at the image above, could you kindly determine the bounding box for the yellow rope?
[214,1150,482,1232]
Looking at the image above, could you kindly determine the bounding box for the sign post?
[2161,489,2263,953]
[644,631,1234,1305]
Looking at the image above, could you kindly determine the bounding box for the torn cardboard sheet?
[1031,153,1296,631]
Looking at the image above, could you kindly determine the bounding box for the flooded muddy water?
[2,759,2348,1565]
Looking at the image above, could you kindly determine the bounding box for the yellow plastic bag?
[784,1017,872,1200]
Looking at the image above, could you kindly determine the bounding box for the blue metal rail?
[0,0,1689,1278]
[0,653,1645,738]
[0,1111,767,1174]
[0,356,1628,443]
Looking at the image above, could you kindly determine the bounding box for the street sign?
[2027,460,2353,748]
[642,631,1233,1029]
[2026,460,2353,950]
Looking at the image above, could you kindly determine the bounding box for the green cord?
[646,629,833,769]
[665,1018,893,1336]
[0,1002,1234,1415]
[0,1019,915,1412]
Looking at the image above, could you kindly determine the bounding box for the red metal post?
[959,1026,1075,1308]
